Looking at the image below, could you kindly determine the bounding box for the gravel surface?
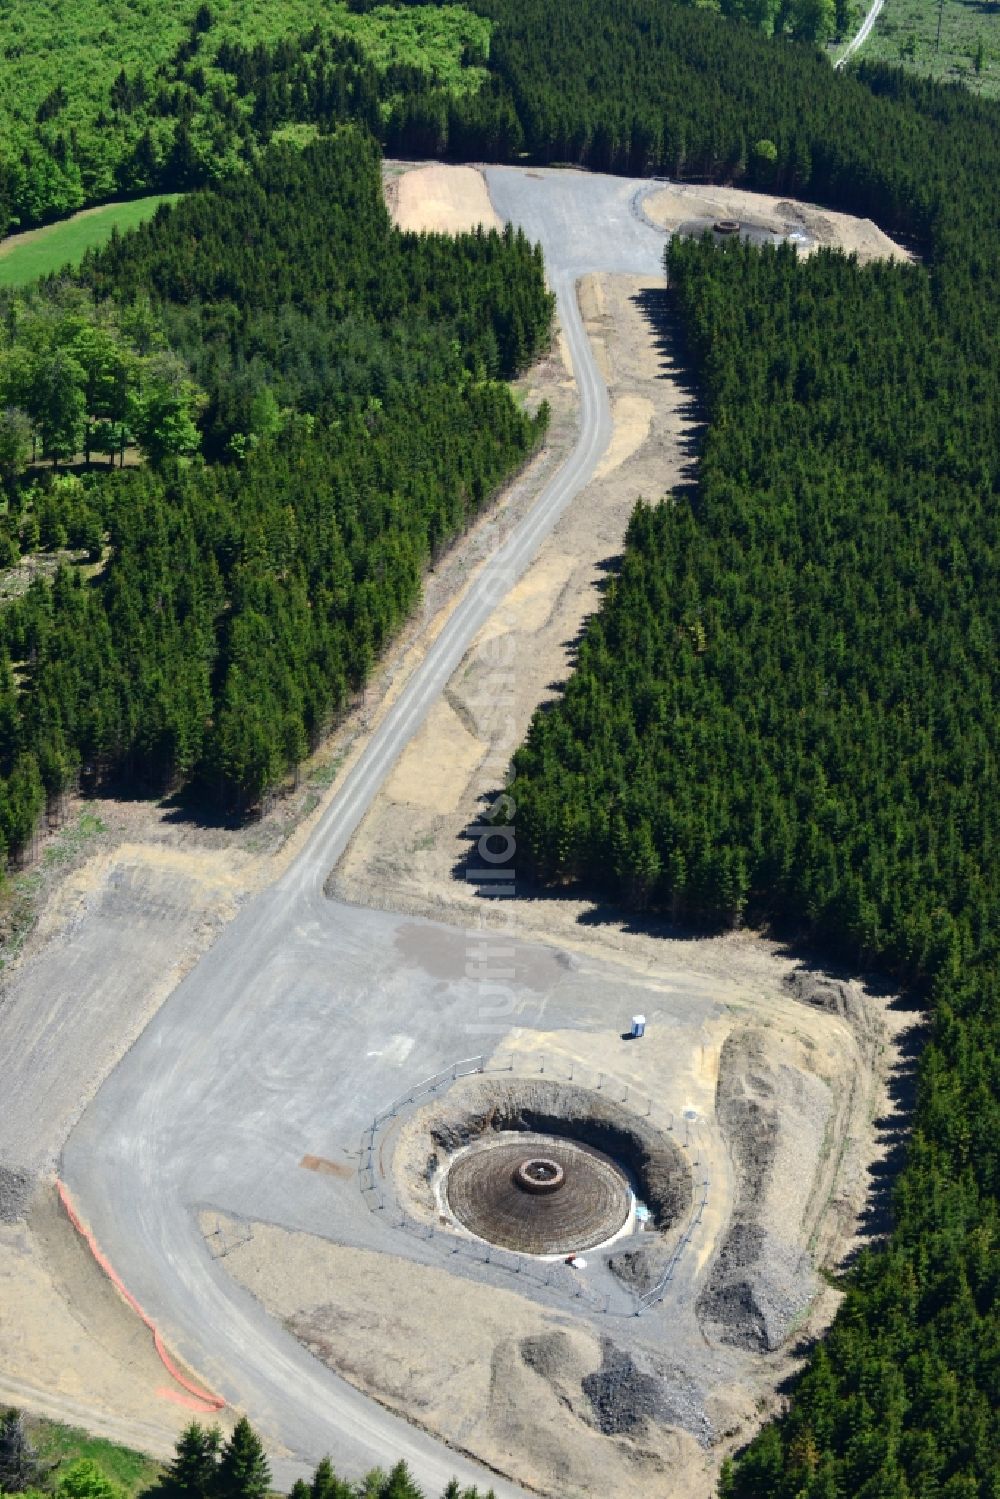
[583,1338,672,1435]
[0,1165,33,1222]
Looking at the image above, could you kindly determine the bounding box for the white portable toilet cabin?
[630,1014,646,1039]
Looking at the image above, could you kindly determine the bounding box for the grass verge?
[26,1416,161,1497]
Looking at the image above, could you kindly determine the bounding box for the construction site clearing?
[0,163,918,1499]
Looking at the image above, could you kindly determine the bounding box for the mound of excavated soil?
[644,183,912,265]
[696,1027,826,1350]
[582,1337,671,1435]
[214,1218,707,1499]
[608,1239,674,1295]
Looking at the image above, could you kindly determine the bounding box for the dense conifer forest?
[0,3,997,1497]
[0,0,931,232]
[488,7,1000,1497]
[511,238,998,1497]
[0,131,550,819]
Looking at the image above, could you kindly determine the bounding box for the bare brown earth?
[643,181,913,264]
[385,161,500,234]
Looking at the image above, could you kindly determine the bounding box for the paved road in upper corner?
[60,172,669,1497]
[835,0,885,66]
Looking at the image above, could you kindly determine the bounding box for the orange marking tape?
[156,1385,222,1412]
[56,1178,225,1413]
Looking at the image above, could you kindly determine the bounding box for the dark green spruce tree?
[214,1418,270,1499]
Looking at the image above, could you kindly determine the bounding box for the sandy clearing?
[556,329,575,377]
[383,698,484,814]
[577,276,606,321]
[595,395,654,478]
[477,551,577,642]
[337,268,700,934]
[388,163,500,234]
[644,182,912,264]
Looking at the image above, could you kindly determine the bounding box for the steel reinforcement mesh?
[445,1135,631,1254]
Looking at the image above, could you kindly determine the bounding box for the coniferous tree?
[214,1418,270,1499]
[308,1456,351,1499]
[0,1409,44,1494]
[378,1464,423,1499]
[156,1423,222,1499]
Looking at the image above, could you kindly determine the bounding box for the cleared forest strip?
[386,162,501,233]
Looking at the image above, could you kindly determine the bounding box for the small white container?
[631,1014,646,1039]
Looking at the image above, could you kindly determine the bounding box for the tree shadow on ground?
[843,1009,925,1255]
[90,771,271,833]
[450,818,925,1260]
[630,283,705,499]
[771,941,925,1267]
[461,288,709,765]
[450,799,732,943]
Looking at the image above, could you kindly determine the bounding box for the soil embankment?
[643,181,911,264]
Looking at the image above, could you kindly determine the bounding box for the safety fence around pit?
[357,1051,711,1318]
[205,1217,254,1261]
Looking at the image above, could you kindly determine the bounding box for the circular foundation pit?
[446,1135,631,1255]
[675,216,813,253]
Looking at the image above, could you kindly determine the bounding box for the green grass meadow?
[857,0,1000,96]
[0,196,181,286]
[27,1417,162,1496]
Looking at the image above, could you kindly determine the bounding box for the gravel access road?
[60,172,679,1493]
[835,0,885,66]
